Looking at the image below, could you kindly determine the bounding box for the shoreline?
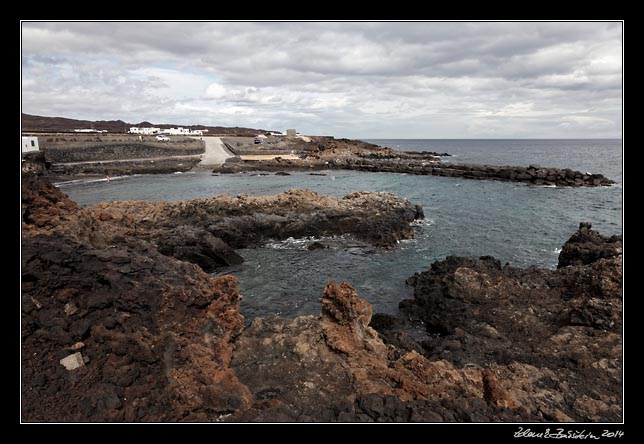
[21,173,622,422]
[29,135,616,187]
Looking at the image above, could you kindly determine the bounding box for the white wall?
[22,137,39,153]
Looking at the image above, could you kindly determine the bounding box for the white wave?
[553,247,562,254]
[54,175,129,187]
[264,234,353,250]
[411,218,434,227]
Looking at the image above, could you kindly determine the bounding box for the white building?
[22,136,39,153]
[129,127,203,136]
[129,127,161,135]
[162,127,203,136]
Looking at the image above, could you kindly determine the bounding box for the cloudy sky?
[21,21,622,138]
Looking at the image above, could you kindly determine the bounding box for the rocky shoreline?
[21,174,622,422]
[26,135,615,187]
[90,188,423,272]
[213,135,615,187]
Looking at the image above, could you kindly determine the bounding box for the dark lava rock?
[92,189,423,249]
[22,231,252,421]
[307,241,327,250]
[274,171,291,176]
[371,224,622,422]
[558,222,623,268]
[156,225,243,272]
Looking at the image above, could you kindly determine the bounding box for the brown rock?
[482,368,516,408]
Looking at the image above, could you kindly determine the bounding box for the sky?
[21,21,622,139]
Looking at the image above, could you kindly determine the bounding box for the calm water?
[57,139,623,319]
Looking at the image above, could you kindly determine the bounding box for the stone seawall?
[216,157,614,187]
[337,159,614,186]
[47,157,201,176]
[43,142,204,163]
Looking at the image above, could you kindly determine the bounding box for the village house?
[22,136,39,153]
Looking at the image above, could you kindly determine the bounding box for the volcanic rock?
[373,224,623,422]
[558,222,622,268]
[91,189,423,250]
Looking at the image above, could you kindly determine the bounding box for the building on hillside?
[22,136,39,153]
[161,126,203,136]
[286,129,297,137]
[129,127,203,136]
[163,127,204,136]
[129,127,161,135]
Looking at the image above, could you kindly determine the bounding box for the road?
[197,136,234,166]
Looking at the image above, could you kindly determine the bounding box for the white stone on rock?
[60,352,85,371]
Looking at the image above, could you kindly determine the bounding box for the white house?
[22,136,39,153]
[162,127,203,136]
[129,126,203,136]
[129,127,160,135]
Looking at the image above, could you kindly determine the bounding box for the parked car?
[156,135,170,141]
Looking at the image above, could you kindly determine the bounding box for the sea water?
[57,139,623,319]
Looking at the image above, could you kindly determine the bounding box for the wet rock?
[274,171,291,176]
[156,225,243,272]
[307,241,327,250]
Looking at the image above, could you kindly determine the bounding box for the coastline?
[21,173,622,422]
[33,135,616,187]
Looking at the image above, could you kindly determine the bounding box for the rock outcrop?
[230,281,515,422]
[558,222,623,268]
[24,175,422,274]
[373,224,623,422]
[91,189,423,259]
[22,175,252,421]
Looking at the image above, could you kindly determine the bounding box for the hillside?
[21,113,269,136]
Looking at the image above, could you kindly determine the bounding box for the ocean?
[56,139,623,319]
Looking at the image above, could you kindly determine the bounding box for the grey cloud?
[21,21,622,138]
